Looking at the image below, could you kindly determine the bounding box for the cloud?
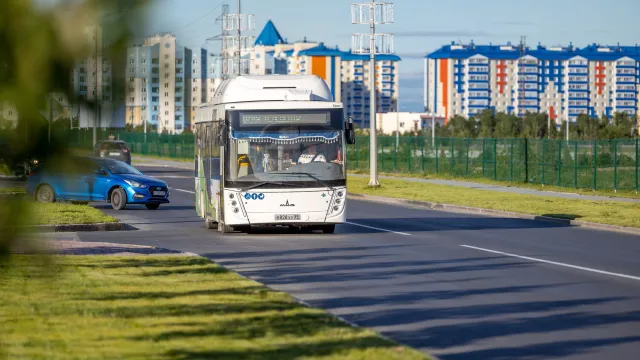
[394,30,496,38]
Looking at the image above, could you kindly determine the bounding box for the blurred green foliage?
[0,0,150,264]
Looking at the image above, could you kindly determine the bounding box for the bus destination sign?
[239,113,330,126]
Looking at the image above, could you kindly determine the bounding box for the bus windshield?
[225,116,346,188]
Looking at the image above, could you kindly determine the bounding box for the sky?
[118,0,640,111]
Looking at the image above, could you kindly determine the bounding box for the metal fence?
[68,130,640,191]
[68,129,195,160]
[347,136,640,191]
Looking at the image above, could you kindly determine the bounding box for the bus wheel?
[220,223,235,234]
[321,224,335,234]
[205,217,216,229]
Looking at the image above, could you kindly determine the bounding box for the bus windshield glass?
[225,109,346,188]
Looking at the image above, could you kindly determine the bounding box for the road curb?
[8,221,125,233]
[134,162,194,171]
[347,192,640,236]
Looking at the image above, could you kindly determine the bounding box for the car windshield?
[98,159,141,175]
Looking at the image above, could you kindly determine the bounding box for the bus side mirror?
[345,120,356,145]
[218,123,227,146]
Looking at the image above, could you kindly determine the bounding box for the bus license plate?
[153,191,166,196]
[275,214,300,221]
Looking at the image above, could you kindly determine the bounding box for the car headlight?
[124,179,146,188]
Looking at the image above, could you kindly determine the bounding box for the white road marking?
[346,221,411,236]
[461,244,640,281]
[172,188,195,194]
[154,176,191,179]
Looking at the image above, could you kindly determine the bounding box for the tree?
[493,112,522,138]
[0,0,150,264]
[575,114,601,140]
[521,112,548,139]
[477,109,496,138]
[446,115,476,138]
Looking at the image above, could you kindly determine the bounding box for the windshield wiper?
[272,172,334,190]
[240,181,306,192]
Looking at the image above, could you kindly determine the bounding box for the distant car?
[26,156,169,210]
[93,140,131,165]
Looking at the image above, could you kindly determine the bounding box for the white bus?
[194,75,355,234]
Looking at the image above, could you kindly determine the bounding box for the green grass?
[132,154,192,163]
[347,176,640,228]
[348,169,640,200]
[0,255,428,360]
[28,202,117,225]
[0,187,25,194]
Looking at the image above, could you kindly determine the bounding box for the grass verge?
[347,176,640,228]
[349,169,640,200]
[0,255,427,360]
[28,202,117,225]
[0,187,25,194]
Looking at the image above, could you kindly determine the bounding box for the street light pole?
[368,1,378,186]
[237,0,241,76]
[351,1,393,187]
[93,25,98,146]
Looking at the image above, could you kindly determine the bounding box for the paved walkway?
[132,156,640,204]
[13,232,191,256]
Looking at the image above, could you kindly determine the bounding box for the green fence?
[68,129,195,160]
[347,136,640,192]
[68,130,640,192]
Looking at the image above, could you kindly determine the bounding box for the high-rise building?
[70,26,116,128]
[125,33,222,133]
[425,41,640,123]
[250,20,401,128]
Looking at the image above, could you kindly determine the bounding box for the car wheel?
[36,184,55,203]
[321,224,336,234]
[111,188,127,210]
[145,203,160,210]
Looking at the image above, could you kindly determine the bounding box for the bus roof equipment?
[211,75,334,104]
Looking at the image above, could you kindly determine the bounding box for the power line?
[171,2,225,34]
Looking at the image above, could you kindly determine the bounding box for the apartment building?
[125,33,222,133]
[425,42,640,123]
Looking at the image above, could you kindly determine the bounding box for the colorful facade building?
[425,42,640,124]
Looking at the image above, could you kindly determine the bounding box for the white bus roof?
[211,75,334,104]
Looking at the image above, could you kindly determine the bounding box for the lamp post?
[222,1,254,77]
[351,1,394,187]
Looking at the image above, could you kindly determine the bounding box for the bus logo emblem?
[280,200,295,207]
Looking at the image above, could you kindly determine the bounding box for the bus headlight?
[233,207,239,214]
[231,200,237,206]
[327,188,346,216]
[229,193,234,199]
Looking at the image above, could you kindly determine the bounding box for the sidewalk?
[132,155,640,204]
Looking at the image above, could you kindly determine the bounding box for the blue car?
[26,156,169,210]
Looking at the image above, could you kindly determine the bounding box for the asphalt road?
[78,165,640,360]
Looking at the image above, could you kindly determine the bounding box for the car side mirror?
[345,119,356,145]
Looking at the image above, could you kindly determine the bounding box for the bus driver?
[297,143,327,164]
